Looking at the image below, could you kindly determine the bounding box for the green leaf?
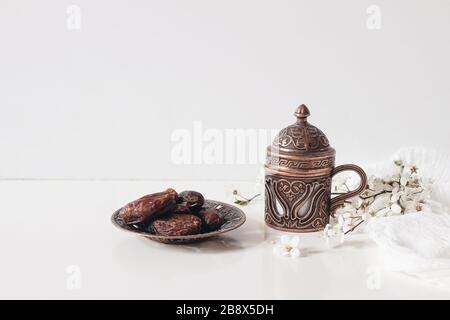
[234,200,249,206]
[394,160,403,166]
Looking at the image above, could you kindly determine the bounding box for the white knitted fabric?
[363,148,450,290]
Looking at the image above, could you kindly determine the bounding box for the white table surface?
[0,180,448,300]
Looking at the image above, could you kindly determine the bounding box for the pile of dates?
[118,189,224,236]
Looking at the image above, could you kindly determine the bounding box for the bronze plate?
[111,200,246,244]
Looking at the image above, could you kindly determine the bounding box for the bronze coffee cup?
[265,105,367,232]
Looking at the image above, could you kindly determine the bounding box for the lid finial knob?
[295,104,310,123]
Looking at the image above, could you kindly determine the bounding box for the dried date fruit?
[118,188,178,224]
[178,191,205,209]
[151,214,202,236]
[196,207,224,231]
[171,203,192,214]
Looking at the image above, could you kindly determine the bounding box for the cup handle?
[330,164,368,216]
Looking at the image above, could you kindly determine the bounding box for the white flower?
[390,190,402,203]
[392,174,401,183]
[273,236,303,258]
[368,176,385,192]
[368,193,390,213]
[323,224,330,236]
[324,224,336,237]
[323,222,345,240]
[400,172,410,186]
[224,183,240,203]
[280,235,300,248]
[337,214,345,228]
[323,162,433,243]
[390,203,402,214]
[290,248,301,258]
[391,181,400,190]
[342,210,356,219]
[361,212,368,221]
[350,196,363,208]
[401,198,422,214]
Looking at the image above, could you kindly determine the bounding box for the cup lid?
[270,104,334,156]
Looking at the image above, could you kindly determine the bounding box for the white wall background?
[1,0,450,181]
